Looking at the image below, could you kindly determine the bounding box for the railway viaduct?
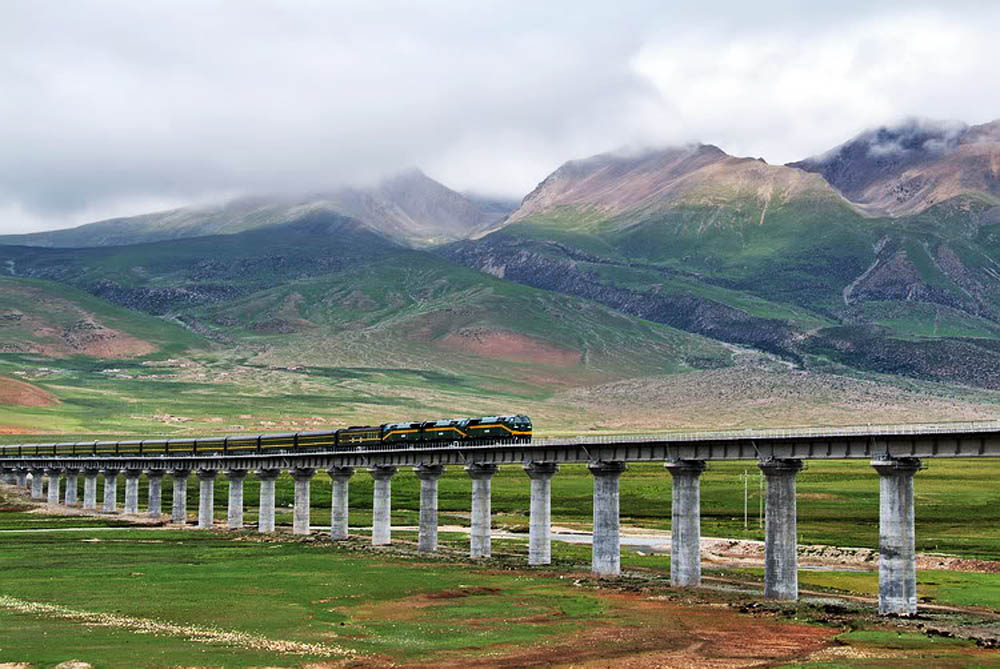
[4,422,1000,617]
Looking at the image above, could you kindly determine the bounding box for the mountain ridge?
[0,169,511,250]
[507,143,850,228]
[789,117,1000,216]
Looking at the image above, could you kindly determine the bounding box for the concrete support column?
[30,468,44,499]
[329,466,354,540]
[82,469,99,510]
[169,469,190,524]
[524,462,558,565]
[467,463,499,558]
[414,464,445,552]
[123,469,142,514]
[759,458,804,601]
[102,469,119,512]
[665,460,707,587]
[17,469,28,487]
[370,466,398,545]
[147,471,165,519]
[196,469,217,529]
[292,468,315,535]
[227,470,247,529]
[256,469,280,533]
[872,458,922,616]
[589,461,627,577]
[45,468,62,505]
[64,470,79,506]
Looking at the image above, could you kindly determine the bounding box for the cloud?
[0,1,998,232]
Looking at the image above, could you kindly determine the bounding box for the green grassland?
[0,527,608,666]
[7,473,1000,666]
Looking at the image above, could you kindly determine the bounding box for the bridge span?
[3,420,1000,617]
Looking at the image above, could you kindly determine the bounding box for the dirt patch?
[438,328,581,367]
[425,587,501,599]
[416,591,837,668]
[57,319,156,358]
[0,376,58,407]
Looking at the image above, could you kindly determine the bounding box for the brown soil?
[0,282,157,358]
[438,328,581,367]
[54,319,156,358]
[0,376,58,407]
[409,592,837,668]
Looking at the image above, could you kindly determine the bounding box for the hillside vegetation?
[3,119,1000,436]
[445,128,1000,390]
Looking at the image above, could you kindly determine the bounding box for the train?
[0,414,532,457]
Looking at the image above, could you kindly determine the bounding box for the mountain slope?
[0,169,511,249]
[0,216,730,384]
[789,118,1000,216]
[509,144,847,227]
[443,141,1000,389]
[0,212,397,315]
[0,277,204,358]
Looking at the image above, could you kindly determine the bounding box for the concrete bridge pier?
[82,469,99,509]
[64,469,79,506]
[169,469,190,524]
[589,461,627,577]
[30,468,45,499]
[102,469,119,512]
[256,469,280,533]
[146,471,164,518]
[666,459,707,587]
[17,468,28,488]
[45,468,62,505]
[524,462,558,565]
[227,469,247,529]
[196,469,217,528]
[414,464,445,552]
[370,466,398,545]
[292,468,315,535]
[759,458,804,600]
[124,469,142,514]
[467,463,498,558]
[329,466,354,540]
[872,458,922,616]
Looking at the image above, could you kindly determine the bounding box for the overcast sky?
[2,0,999,233]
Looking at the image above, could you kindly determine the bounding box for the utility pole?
[742,469,749,530]
[758,468,764,529]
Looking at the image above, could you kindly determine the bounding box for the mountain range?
[0,168,515,249]
[3,116,1000,434]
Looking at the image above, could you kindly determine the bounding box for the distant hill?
[789,118,1000,216]
[0,217,729,388]
[0,169,512,249]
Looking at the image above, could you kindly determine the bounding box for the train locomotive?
[0,414,532,457]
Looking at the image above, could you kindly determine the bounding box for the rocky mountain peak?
[789,117,1000,216]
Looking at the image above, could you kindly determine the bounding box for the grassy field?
[5,488,1000,666]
